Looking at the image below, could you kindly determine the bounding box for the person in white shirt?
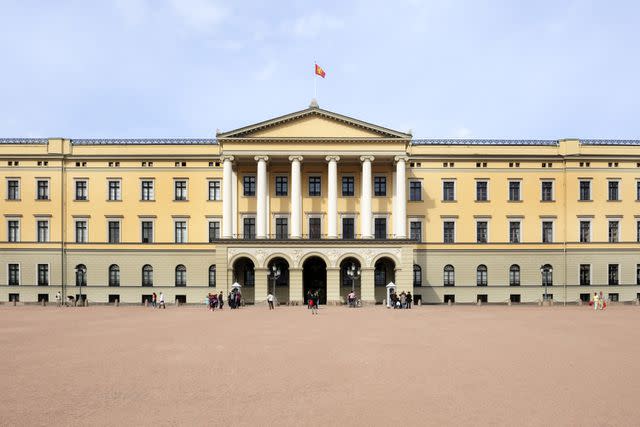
[158,292,166,309]
[267,293,274,310]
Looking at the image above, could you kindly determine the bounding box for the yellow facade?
[1,103,639,305]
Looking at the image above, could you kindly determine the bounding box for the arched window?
[509,264,520,286]
[374,264,386,286]
[75,264,87,287]
[175,264,186,287]
[477,265,488,286]
[444,264,455,286]
[542,264,553,286]
[142,264,153,287]
[108,264,120,287]
[413,264,422,286]
[209,265,216,287]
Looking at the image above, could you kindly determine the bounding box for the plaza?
[1,304,639,426]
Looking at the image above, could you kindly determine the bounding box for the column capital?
[325,155,341,162]
[221,155,235,162]
[394,155,409,163]
[288,155,304,162]
[360,155,375,163]
[254,155,269,162]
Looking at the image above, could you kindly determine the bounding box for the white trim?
[578,263,592,286]
[240,213,256,238]
[408,179,422,201]
[441,179,456,201]
[578,218,592,243]
[106,178,122,201]
[106,218,122,243]
[508,218,523,244]
[272,213,290,238]
[140,218,155,243]
[606,178,621,201]
[339,213,357,238]
[372,213,390,237]
[35,218,50,242]
[173,218,189,243]
[73,178,89,201]
[475,218,490,243]
[442,217,457,243]
[6,177,21,200]
[35,178,50,200]
[541,218,555,243]
[607,218,621,243]
[6,217,21,242]
[73,218,89,243]
[6,262,21,286]
[207,178,222,201]
[540,179,555,201]
[173,178,189,201]
[35,262,50,286]
[140,178,155,201]
[206,217,222,241]
[507,179,522,202]
[475,179,489,201]
[408,217,423,241]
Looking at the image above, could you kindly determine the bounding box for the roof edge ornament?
[309,98,319,109]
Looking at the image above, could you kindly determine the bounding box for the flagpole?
[314,62,317,99]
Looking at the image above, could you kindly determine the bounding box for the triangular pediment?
[218,105,411,139]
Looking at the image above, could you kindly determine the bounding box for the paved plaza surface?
[1,304,639,426]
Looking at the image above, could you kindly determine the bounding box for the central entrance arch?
[302,256,327,305]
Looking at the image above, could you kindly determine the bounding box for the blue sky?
[1,0,639,139]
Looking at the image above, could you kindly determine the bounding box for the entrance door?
[302,256,327,304]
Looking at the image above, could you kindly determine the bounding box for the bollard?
[476,299,481,306]
[417,299,422,306]
[115,299,119,307]
[145,299,149,307]
[447,300,452,307]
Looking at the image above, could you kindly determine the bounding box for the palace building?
[1,101,640,305]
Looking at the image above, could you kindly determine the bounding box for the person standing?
[152,292,157,309]
[267,292,274,310]
[158,292,165,309]
[593,292,599,311]
[55,291,61,307]
[311,290,319,315]
[218,291,224,310]
[406,291,412,309]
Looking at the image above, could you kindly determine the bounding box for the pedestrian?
[158,292,165,309]
[593,292,599,311]
[152,292,157,309]
[55,291,61,307]
[235,291,241,308]
[208,293,215,311]
[218,291,224,310]
[310,291,319,315]
[306,290,312,309]
[400,292,406,309]
[406,291,412,309]
[267,292,274,310]
[599,291,604,310]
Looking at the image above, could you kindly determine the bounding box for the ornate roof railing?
[71,138,218,145]
[411,139,559,146]
[579,139,640,146]
[0,138,48,144]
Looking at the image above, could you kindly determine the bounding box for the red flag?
[315,63,326,78]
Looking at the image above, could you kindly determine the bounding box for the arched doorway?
[232,257,255,303]
[267,257,290,304]
[339,257,362,301]
[303,256,327,305]
[374,257,396,303]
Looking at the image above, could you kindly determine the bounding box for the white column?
[231,168,237,236]
[255,156,269,238]
[395,156,408,238]
[222,156,234,238]
[360,155,374,238]
[289,156,303,239]
[326,155,340,238]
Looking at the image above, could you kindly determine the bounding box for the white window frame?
[273,213,290,239]
[35,218,50,242]
[173,218,189,243]
[579,263,592,286]
[306,213,324,236]
[7,262,21,286]
[74,218,89,243]
[339,213,357,238]
[578,179,592,201]
[372,213,390,237]
[139,217,155,244]
[273,174,289,198]
[607,218,622,243]
[508,218,523,244]
[207,179,222,201]
[475,218,490,243]
[442,217,457,243]
[241,214,257,238]
[35,178,50,200]
[74,178,89,201]
[35,262,50,286]
[6,217,21,242]
[540,179,555,201]
[607,179,621,201]
[341,174,356,197]
[6,177,20,200]
[408,217,423,241]
[577,217,592,243]
[408,179,423,201]
[373,174,388,197]
[206,217,222,241]
[441,179,456,202]
[140,178,155,201]
[475,179,489,202]
[541,218,555,243]
[507,179,522,202]
[106,218,122,243]
[107,178,122,201]
[173,178,189,201]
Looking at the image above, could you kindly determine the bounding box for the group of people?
[306,289,320,315]
[390,290,412,309]
[207,290,243,310]
[591,291,608,310]
[150,292,166,309]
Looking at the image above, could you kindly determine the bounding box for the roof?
[411,139,559,146]
[0,138,48,144]
[580,139,640,146]
[218,102,412,139]
[71,138,218,145]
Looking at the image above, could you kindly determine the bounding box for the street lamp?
[268,264,281,307]
[346,263,361,294]
[540,264,553,303]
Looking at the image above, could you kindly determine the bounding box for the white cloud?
[253,59,278,81]
[289,12,344,38]
[113,0,150,25]
[168,0,229,32]
[453,127,473,138]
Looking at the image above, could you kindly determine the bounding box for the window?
[374,217,387,239]
[174,180,187,201]
[579,180,591,201]
[275,176,288,197]
[608,264,619,285]
[75,264,87,286]
[580,264,590,286]
[374,176,386,196]
[141,180,154,201]
[637,264,640,285]
[409,181,422,201]
[410,221,422,241]
[443,181,455,201]
[75,180,87,200]
[209,265,216,287]
[275,217,288,239]
[476,265,488,286]
[7,179,19,200]
[542,221,553,243]
[637,221,640,243]
[609,293,619,302]
[476,181,488,201]
[342,176,355,197]
[509,265,520,286]
[243,176,256,196]
[374,266,386,286]
[309,176,321,197]
[142,265,153,287]
[8,220,19,242]
[342,217,355,239]
[608,220,619,243]
[309,217,321,239]
[108,180,121,201]
[243,217,256,239]
[580,220,591,243]
[37,220,49,242]
[175,265,186,287]
[509,181,521,201]
[542,264,553,286]
[541,181,553,201]
[208,180,221,200]
[509,221,521,243]
[608,181,619,201]
[443,221,455,243]
[75,220,87,243]
[476,221,488,243]
[8,264,19,286]
[141,221,153,243]
[208,221,220,242]
[109,264,120,287]
[244,267,255,287]
[444,265,455,286]
[36,180,49,200]
[37,264,49,286]
[637,181,640,201]
[174,221,187,243]
[413,265,422,286]
[108,221,120,243]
